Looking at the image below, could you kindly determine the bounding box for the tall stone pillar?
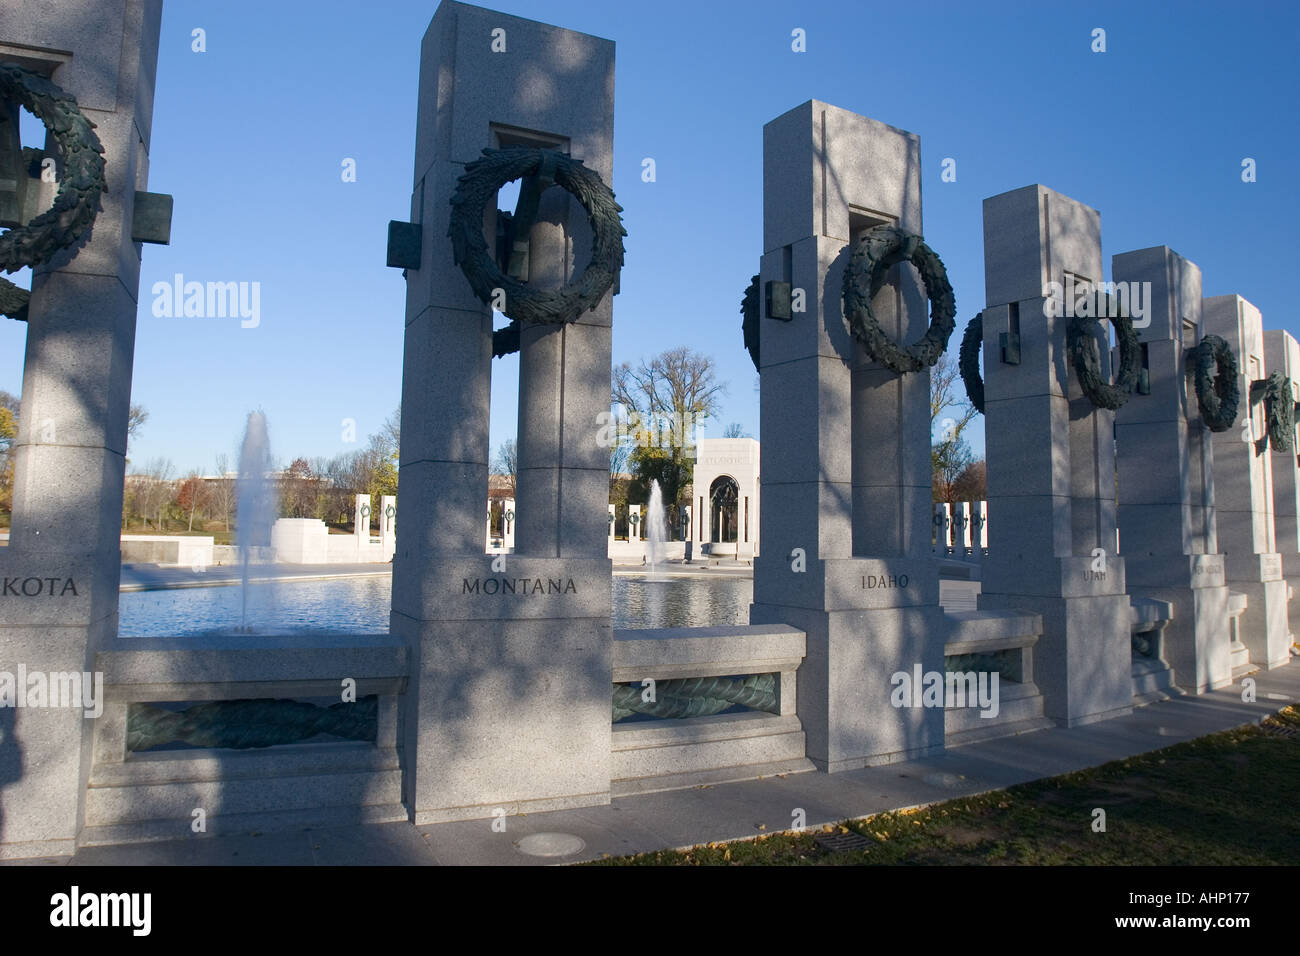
[1113,246,1230,693]
[0,0,163,859]
[380,495,396,561]
[354,493,371,557]
[1263,330,1300,646]
[502,497,515,551]
[1203,295,1289,668]
[933,503,950,554]
[750,101,945,770]
[977,185,1132,726]
[971,500,986,564]
[390,1,614,823]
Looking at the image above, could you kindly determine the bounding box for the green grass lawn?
[591,706,1300,866]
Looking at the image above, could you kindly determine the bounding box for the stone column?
[502,497,515,551]
[380,495,396,561]
[354,494,371,559]
[628,504,642,547]
[750,101,945,770]
[1113,246,1231,693]
[391,1,614,823]
[971,500,987,564]
[1203,296,1290,668]
[977,185,1132,727]
[1263,330,1300,643]
[955,503,972,559]
[932,503,948,554]
[0,0,163,859]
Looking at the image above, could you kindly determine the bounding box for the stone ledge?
[612,624,805,681]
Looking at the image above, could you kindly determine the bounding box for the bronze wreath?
[841,225,956,374]
[0,62,106,321]
[1192,334,1239,433]
[1066,301,1140,410]
[741,273,759,371]
[959,312,984,413]
[448,146,625,327]
[1257,370,1295,451]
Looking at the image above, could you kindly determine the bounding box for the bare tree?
[126,403,148,460]
[381,404,401,460]
[612,346,726,507]
[210,453,235,532]
[930,352,977,440]
[176,472,210,532]
[722,422,748,438]
[492,439,518,497]
[931,352,980,503]
[135,457,174,531]
[613,346,726,448]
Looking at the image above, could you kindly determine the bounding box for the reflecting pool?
[117,573,753,637]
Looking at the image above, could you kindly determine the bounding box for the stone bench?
[84,633,408,845]
[941,610,1053,744]
[610,625,813,793]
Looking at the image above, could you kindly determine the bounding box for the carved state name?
[462,577,577,596]
[2,577,78,597]
[862,574,909,589]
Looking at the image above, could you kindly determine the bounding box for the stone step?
[612,711,812,794]
[1229,640,1255,679]
[944,681,1052,745]
[1132,657,1182,705]
[86,744,403,829]
[78,802,408,848]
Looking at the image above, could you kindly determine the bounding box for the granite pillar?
[1203,295,1290,668]
[1113,246,1231,693]
[976,185,1132,727]
[0,0,163,859]
[391,1,614,823]
[750,101,946,770]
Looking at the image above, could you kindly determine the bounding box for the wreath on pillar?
[741,273,760,371]
[0,62,106,321]
[448,146,625,330]
[1066,303,1140,410]
[841,226,955,374]
[1192,334,1239,433]
[1256,370,1295,451]
[959,312,985,413]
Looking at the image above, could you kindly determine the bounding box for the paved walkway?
[15,659,1296,867]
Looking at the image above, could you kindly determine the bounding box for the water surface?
[117,573,753,636]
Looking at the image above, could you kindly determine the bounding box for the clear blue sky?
[3,0,1297,473]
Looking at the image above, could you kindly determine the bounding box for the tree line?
[116,407,400,539]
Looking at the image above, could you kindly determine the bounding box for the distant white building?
[691,437,760,558]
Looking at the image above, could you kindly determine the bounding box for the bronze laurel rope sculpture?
[740,273,760,371]
[1256,370,1295,451]
[1066,302,1141,411]
[959,312,985,413]
[841,225,956,373]
[127,697,378,751]
[0,62,106,321]
[448,146,625,352]
[1193,334,1239,433]
[612,674,777,722]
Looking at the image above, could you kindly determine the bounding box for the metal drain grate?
[814,830,873,853]
[1259,722,1299,738]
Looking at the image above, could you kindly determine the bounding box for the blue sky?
[3,0,1297,473]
